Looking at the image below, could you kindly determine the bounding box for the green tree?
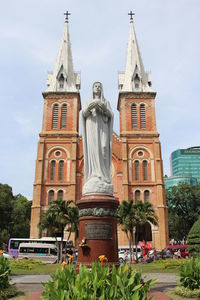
[0,184,14,247]
[188,217,200,257]
[39,198,79,262]
[166,183,200,240]
[0,184,31,248]
[0,229,10,249]
[10,194,32,238]
[118,200,158,261]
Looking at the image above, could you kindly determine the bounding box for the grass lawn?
[131,260,180,273]
[10,258,184,275]
[10,260,60,275]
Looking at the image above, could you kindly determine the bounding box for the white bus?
[18,243,57,264]
[8,237,72,258]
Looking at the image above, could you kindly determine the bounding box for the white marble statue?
[82,82,113,195]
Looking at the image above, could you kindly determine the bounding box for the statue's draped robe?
[82,97,113,195]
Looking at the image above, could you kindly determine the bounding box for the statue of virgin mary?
[82,82,113,195]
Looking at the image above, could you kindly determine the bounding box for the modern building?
[164,175,197,190]
[30,15,169,250]
[164,146,200,189]
[171,147,200,182]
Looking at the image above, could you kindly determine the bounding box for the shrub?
[162,258,187,269]
[0,256,10,290]
[0,285,19,300]
[179,258,200,290]
[188,217,200,257]
[43,263,157,300]
[175,286,200,298]
[0,257,19,300]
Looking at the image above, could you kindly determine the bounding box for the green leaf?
[130,291,139,300]
[131,284,142,291]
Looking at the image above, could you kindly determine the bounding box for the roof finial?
[128,11,135,23]
[64,11,71,23]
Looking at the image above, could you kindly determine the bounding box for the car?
[166,245,189,259]
[118,249,130,264]
[132,246,143,261]
[118,246,143,264]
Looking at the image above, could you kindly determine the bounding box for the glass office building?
[164,175,197,190]
[171,146,200,182]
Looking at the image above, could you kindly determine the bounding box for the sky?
[0,0,199,199]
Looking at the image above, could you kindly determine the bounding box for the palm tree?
[118,199,158,262]
[38,198,79,262]
[118,200,136,261]
[65,205,79,245]
[134,200,158,260]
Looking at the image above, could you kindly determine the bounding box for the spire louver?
[46,21,80,92]
[118,20,152,92]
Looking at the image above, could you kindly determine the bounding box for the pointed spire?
[46,13,80,92]
[118,14,152,92]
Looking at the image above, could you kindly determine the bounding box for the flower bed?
[43,263,157,299]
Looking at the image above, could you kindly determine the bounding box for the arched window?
[61,104,67,129]
[134,160,139,181]
[50,160,56,181]
[140,104,146,129]
[52,104,59,129]
[57,190,63,200]
[131,103,137,129]
[143,160,148,181]
[48,190,54,202]
[58,160,64,181]
[144,190,150,202]
[135,190,141,201]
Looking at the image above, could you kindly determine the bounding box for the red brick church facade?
[30,17,168,250]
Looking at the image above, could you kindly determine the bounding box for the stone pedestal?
[76,194,119,269]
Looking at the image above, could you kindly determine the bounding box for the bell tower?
[30,13,81,238]
[117,14,168,249]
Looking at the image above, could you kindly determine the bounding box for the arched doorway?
[135,222,152,243]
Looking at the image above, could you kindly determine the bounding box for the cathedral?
[30,14,168,250]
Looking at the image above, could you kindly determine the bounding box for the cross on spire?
[128,11,135,23]
[64,11,71,23]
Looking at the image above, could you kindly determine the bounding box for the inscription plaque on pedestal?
[85,223,112,240]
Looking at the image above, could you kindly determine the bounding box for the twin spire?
[46,12,80,92]
[46,12,152,93]
[118,14,152,92]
